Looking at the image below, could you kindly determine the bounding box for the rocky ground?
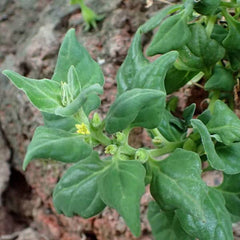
[0,0,240,240]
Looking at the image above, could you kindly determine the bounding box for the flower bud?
[135,148,149,163]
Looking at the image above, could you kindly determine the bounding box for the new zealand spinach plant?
[3,0,240,239]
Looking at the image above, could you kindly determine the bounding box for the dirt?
[0,0,239,239]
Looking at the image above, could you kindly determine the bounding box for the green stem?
[206,15,217,37]
[220,2,239,8]
[92,130,111,146]
[208,90,220,113]
[149,142,182,158]
[151,128,169,144]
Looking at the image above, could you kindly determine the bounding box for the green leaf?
[150,148,233,239]
[217,173,240,222]
[223,10,240,51]
[158,110,185,142]
[117,30,178,95]
[191,119,240,174]
[98,160,146,237]
[23,126,92,170]
[52,29,104,114]
[105,88,165,133]
[147,11,191,55]
[211,24,228,45]
[53,151,107,218]
[55,84,103,117]
[52,29,104,87]
[2,70,62,113]
[215,143,240,175]
[183,103,196,126]
[165,66,197,94]
[205,66,234,91]
[150,149,206,216]
[42,112,77,132]
[148,201,194,240]
[194,0,221,15]
[227,49,240,71]
[175,24,225,72]
[140,4,183,33]
[176,188,233,240]
[68,65,81,99]
[207,100,240,145]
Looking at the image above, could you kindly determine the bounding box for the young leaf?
[207,100,240,145]
[148,201,194,240]
[176,188,233,240]
[217,173,240,222]
[205,66,235,91]
[158,110,185,142]
[117,29,178,95]
[55,84,103,117]
[3,70,62,113]
[147,11,191,55]
[193,0,221,15]
[68,65,81,99]
[223,10,240,51]
[105,88,165,133]
[52,29,104,114]
[98,160,146,237]
[183,103,196,126]
[23,126,92,170]
[52,29,104,87]
[175,24,225,72]
[53,151,107,218]
[191,119,240,174]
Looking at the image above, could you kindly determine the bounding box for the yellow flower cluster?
[75,123,90,135]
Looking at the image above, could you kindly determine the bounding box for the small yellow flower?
[75,123,90,135]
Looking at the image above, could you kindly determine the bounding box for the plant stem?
[220,2,239,8]
[149,142,182,158]
[92,130,111,146]
[208,90,220,113]
[206,15,217,37]
[151,128,169,144]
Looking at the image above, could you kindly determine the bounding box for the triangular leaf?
[117,30,178,95]
[3,70,62,113]
[53,152,107,218]
[52,28,104,87]
[98,160,146,236]
[147,11,191,55]
[23,126,92,170]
